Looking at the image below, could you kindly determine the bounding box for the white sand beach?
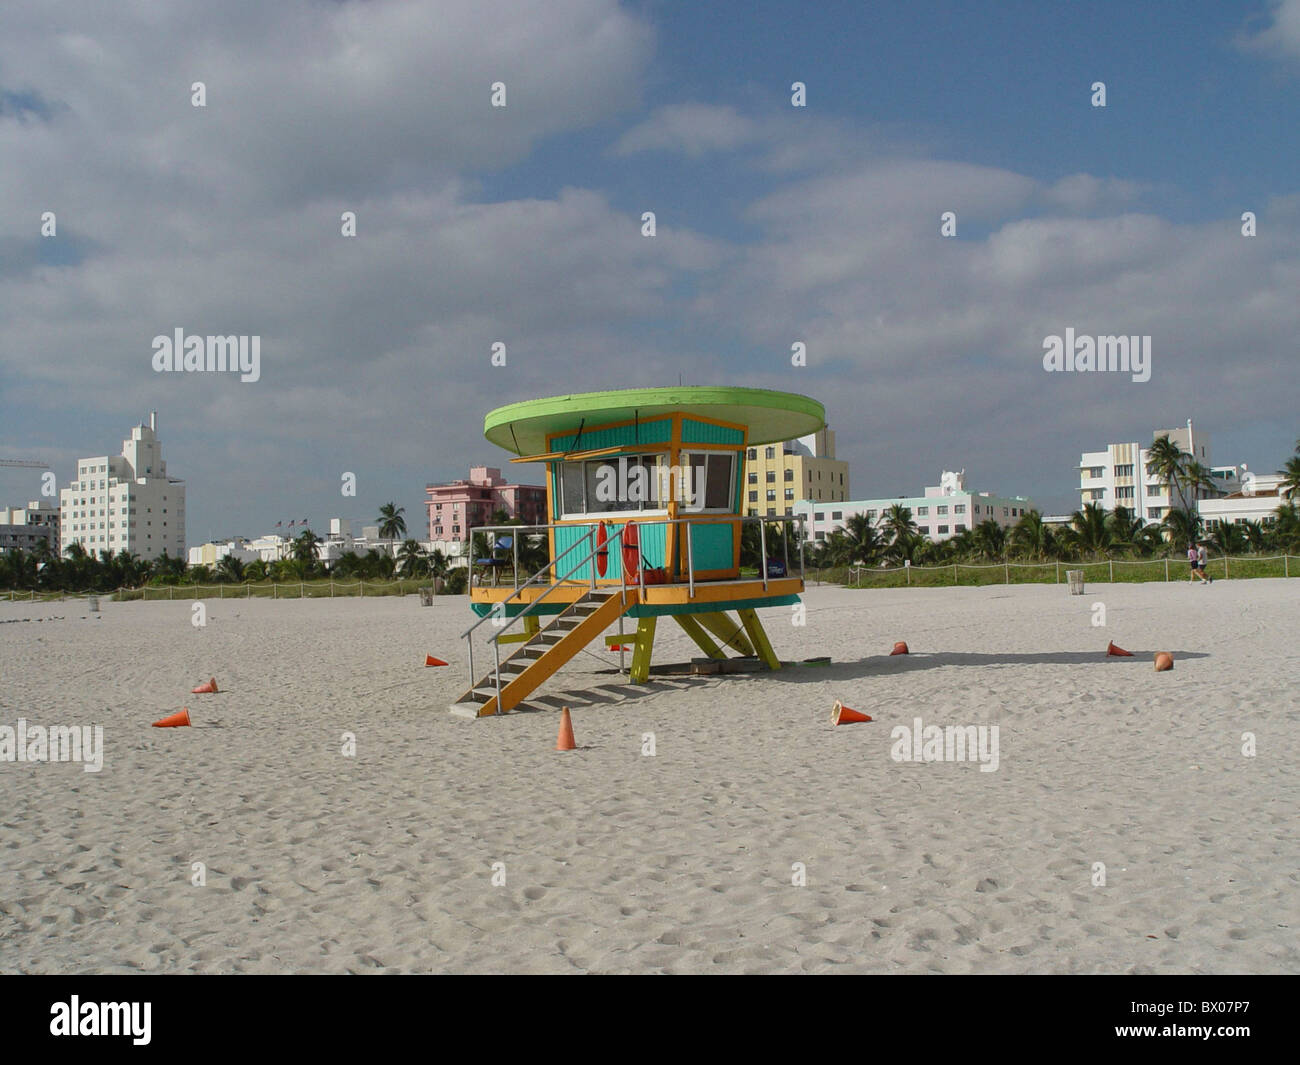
[1,579,1296,974]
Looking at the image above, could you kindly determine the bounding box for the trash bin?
[1066,570,1084,595]
[88,596,100,612]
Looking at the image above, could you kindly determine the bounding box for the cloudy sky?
[2,0,1298,541]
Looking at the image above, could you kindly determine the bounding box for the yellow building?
[742,428,849,517]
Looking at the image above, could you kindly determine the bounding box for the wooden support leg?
[672,613,726,659]
[696,611,755,656]
[629,616,657,683]
[736,608,780,671]
[497,612,542,644]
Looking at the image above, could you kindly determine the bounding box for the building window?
[766,490,776,501]
[784,469,793,481]
[748,472,757,484]
[1114,464,1134,476]
[747,448,757,460]
[815,511,824,521]
[748,491,758,503]
[937,506,948,515]
[765,447,775,460]
[937,525,949,534]
[766,508,776,516]
[955,524,966,533]
[765,471,775,483]
[784,488,794,500]
[954,504,965,514]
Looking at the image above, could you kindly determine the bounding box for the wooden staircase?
[450,588,634,716]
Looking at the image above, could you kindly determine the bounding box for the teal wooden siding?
[686,522,734,571]
[549,418,672,453]
[681,419,744,445]
[553,520,669,581]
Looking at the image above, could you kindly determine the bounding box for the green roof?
[484,386,826,456]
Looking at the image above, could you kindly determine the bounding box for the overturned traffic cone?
[425,655,448,667]
[889,641,909,656]
[1106,641,1134,658]
[831,700,872,726]
[191,677,218,693]
[152,708,191,728]
[556,706,576,751]
[1154,652,1174,672]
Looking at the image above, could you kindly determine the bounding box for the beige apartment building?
[742,428,849,518]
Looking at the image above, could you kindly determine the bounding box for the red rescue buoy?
[621,520,640,579]
[595,521,609,577]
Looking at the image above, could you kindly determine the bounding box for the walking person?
[1197,542,1213,584]
[1187,543,1200,583]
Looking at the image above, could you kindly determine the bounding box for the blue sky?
[1,0,1297,541]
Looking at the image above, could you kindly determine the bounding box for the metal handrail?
[460,529,592,641]
[462,512,807,694]
[491,524,629,643]
[461,527,602,686]
[485,525,630,710]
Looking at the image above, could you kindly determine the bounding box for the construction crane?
[0,459,51,468]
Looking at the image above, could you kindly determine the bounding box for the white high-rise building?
[59,412,186,561]
[1078,419,1226,524]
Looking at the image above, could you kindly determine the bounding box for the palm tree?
[1106,506,1144,555]
[1278,441,1300,501]
[1146,435,1191,507]
[397,539,427,578]
[882,504,917,545]
[971,518,1007,561]
[1010,510,1056,561]
[1134,523,1166,556]
[1272,500,1300,550]
[841,513,882,566]
[1161,506,1200,551]
[292,529,321,566]
[1208,521,1247,556]
[1146,434,1200,535]
[427,548,450,583]
[377,503,406,541]
[1064,503,1112,559]
[883,528,924,565]
[1241,519,1267,553]
[216,554,246,583]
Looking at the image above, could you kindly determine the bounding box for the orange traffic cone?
[425,655,448,667]
[1154,652,1174,672]
[556,706,576,750]
[191,677,218,693]
[1106,641,1134,657]
[831,700,872,725]
[889,641,909,656]
[153,708,191,728]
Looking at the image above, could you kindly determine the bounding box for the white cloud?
[612,103,760,157]
[1238,0,1300,60]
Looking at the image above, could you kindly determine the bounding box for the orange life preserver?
[621,520,640,578]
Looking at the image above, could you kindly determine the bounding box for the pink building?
[426,466,547,541]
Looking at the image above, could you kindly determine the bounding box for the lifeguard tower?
[451,387,824,716]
